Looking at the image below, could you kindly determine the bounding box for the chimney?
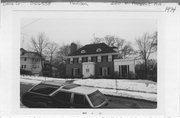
[70,43,77,54]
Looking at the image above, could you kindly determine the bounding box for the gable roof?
[21,52,42,58]
[68,43,117,56]
[20,48,44,59]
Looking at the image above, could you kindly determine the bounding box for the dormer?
[96,48,102,52]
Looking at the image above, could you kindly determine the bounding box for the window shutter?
[78,68,80,75]
[119,66,121,77]
[108,67,110,75]
[72,68,73,76]
[99,68,102,76]
[127,65,129,77]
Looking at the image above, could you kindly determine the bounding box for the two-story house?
[20,48,43,76]
[65,43,135,78]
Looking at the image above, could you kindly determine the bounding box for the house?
[20,48,43,76]
[65,43,135,78]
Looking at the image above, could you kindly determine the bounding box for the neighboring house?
[65,43,135,78]
[20,48,43,76]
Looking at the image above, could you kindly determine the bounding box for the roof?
[20,48,27,52]
[21,52,42,58]
[68,86,98,95]
[20,48,45,59]
[38,82,98,95]
[41,80,66,87]
[68,43,117,56]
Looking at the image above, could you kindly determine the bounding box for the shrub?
[20,69,32,75]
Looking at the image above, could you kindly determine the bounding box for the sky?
[21,18,157,51]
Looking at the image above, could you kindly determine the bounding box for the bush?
[135,60,157,82]
[20,69,32,75]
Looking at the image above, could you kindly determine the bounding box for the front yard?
[20,75,157,102]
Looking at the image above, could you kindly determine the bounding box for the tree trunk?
[144,59,147,79]
[40,54,44,76]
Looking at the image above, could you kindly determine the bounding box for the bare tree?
[46,42,59,64]
[30,32,49,74]
[136,32,157,79]
[120,42,134,59]
[104,35,116,47]
[92,35,134,59]
[91,37,104,44]
[56,44,71,63]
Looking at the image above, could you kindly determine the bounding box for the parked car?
[21,81,109,108]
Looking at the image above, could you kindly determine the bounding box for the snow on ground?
[74,79,157,94]
[74,79,157,102]
[21,75,79,81]
[20,78,41,85]
[20,75,157,102]
[98,88,156,102]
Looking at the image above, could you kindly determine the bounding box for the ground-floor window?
[119,65,129,78]
[21,65,26,69]
[72,68,80,76]
[99,67,110,77]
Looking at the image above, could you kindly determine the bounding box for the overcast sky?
[21,18,157,50]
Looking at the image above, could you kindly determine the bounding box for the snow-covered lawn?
[21,75,79,82]
[20,75,157,102]
[74,79,157,94]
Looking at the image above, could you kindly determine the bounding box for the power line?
[21,18,41,29]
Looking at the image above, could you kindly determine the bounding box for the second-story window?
[82,57,88,62]
[96,48,102,52]
[24,57,27,61]
[101,55,108,62]
[91,56,97,62]
[81,50,86,54]
[112,55,118,61]
[73,58,79,64]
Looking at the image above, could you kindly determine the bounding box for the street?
[20,83,157,108]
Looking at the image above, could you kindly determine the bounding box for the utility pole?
[93,33,95,40]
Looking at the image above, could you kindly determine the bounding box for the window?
[21,65,23,69]
[73,94,89,106]
[54,91,71,102]
[91,56,97,62]
[99,67,109,77]
[112,55,118,61]
[86,68,89,72]
[73,58,79,64]
[96,48,102,52]
[62,84,80,90]
[24,57,27,61]
[24,65,26,69]
[30,84,59,95]
[101,55,108,62]
[88,90,106,106]
[102,67,108,76]
[119,65,129,78]
[72,68,80,76]
[82,57,88,62]
[81,50,86,54]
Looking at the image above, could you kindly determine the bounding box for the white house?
[20,48,43,76]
